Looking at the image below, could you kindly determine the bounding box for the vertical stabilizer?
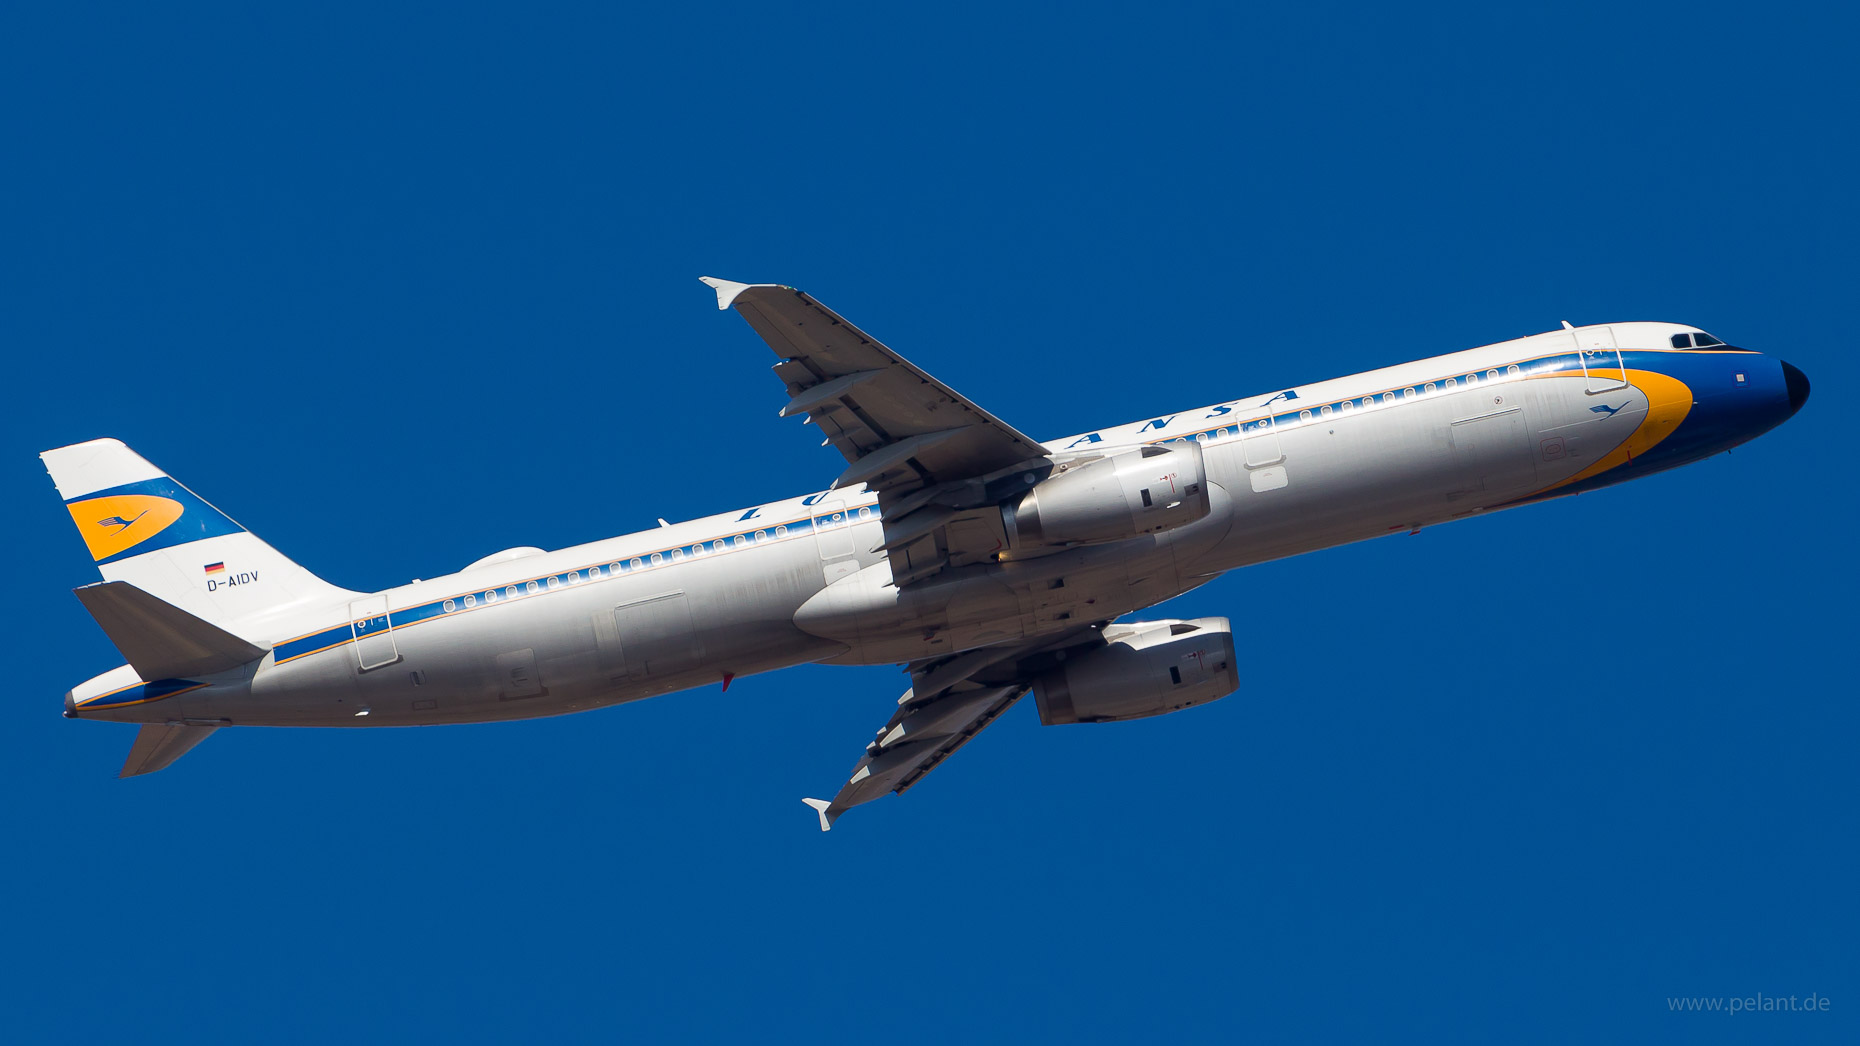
[41,439,356,632]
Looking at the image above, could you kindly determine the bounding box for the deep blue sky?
[3,3,1853,1042]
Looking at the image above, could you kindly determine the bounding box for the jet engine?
[1004,442,1210,549]
[1032,617,1238,725]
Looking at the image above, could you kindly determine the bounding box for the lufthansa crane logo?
[66,494,185,561]
[1590,403,1624,417]
[97,510,149,533]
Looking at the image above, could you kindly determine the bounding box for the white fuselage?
[66,321,1798,727]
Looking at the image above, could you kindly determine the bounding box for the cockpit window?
[1672,331,1726,349]
[1671,333,1693,348]
[1695,333,1724,347]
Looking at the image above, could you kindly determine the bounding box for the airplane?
[46,278,1811,829]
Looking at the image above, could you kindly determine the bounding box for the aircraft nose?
[1781,360,1811,415]
[64,690,78,718]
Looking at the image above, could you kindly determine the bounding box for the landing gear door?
[1578,325,1626,394]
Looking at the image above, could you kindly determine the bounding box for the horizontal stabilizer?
[120,723,218,778]
[74,581,268,681]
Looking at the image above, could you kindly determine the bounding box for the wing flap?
[797,628,1108,829]
[805,684,1025,830]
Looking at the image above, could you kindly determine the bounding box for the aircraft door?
[1578,325,1626,394]
[348,595,400,671]
[814,499,859,583]
[1240,415,1284,468]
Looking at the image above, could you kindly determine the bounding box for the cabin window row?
[1178,365,1524,441]
[434,506,879,614]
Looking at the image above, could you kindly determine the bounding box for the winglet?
[699,276,754,311]
[802,797,837,832]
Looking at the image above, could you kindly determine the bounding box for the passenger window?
[775,525,788,537]
[670,550,684,563]
[525,580,539,594]
[546,576,560,589]
[464,594,477,608]
[734,535,747,547]
[1671,333,1693,348]
[1319,405,1332,417]
[712,540,727,552]
[505,586,517,599]
[1403,388,1416,399]
[444,599,456,612]
[649,553,662,565]
[1506,365,1520,375]
[483,590,496,603]
[1444,378,1457,389]
[1487,369,1499,381]
[1384,392,1399,405]
[1299,409,1312,421]
[1424,382,1436,393]
[630,558,643,569]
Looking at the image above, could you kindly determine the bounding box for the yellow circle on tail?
[67,494,185,561]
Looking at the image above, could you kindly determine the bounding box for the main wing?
[703,278,1055,585]
[801,627,1104,830]
[700,278,1049,492]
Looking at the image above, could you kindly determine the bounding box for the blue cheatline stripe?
[270,498,887,666]
[70,477,246,565]
[1136,347,1684,449]
[78,678,207,709]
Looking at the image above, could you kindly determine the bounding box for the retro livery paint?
[43,287,1809,819]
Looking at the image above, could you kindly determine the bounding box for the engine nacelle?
[1033,617,1238,725]
[1005,442,1210,549]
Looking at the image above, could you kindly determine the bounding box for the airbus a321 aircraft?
[46,279,1810,828]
